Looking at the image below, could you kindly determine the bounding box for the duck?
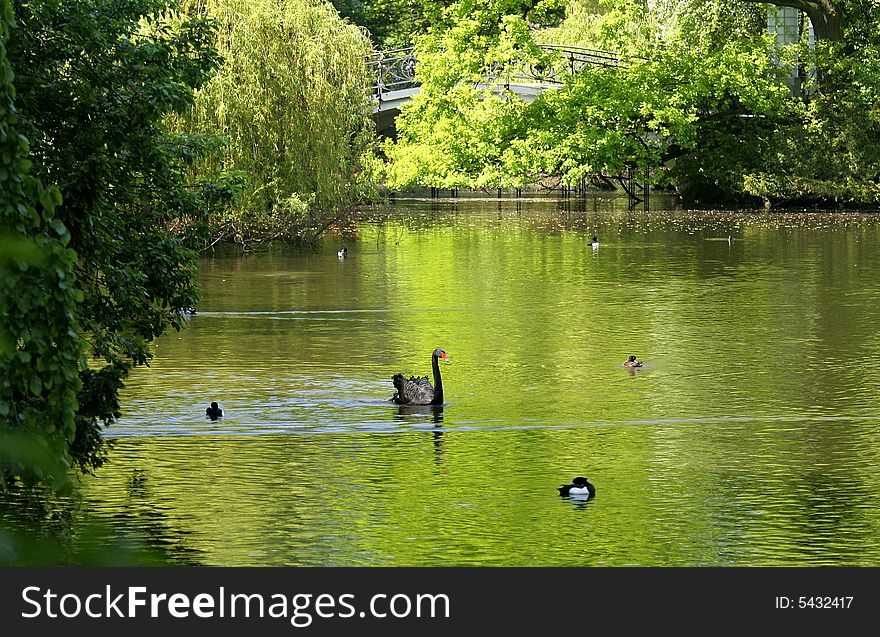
[622,355,643,368]
[337,247,348,258]
[205,401,223,420]
[558,477,595,499]
[587,235,599,249]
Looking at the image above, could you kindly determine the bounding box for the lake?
[79,195,880,566]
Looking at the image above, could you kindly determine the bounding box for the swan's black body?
[391,348,448,405]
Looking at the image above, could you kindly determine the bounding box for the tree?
[176,0,378,244]
[385,0,880,206]
[733,0,880,204]
[2,0,235,485]
[741,44,880,204]
[0,0,81,486]
[384,0,789,197]
[589,0,880,204]
[329,0,455,48]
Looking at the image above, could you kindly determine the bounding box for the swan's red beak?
[440,352,449,362]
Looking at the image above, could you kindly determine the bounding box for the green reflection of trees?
[0,483,201,566]
[83,202,880,565]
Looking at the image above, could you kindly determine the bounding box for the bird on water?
[391,348,449,406]
[558,477,595,499]
[206,401,223,420]
[623,355,643,368]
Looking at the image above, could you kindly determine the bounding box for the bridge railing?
[366,47,418,97]
[367,44,625,98]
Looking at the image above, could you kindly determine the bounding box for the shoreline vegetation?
[175,0,880,248]
[2,0,879,562]
[192,0,880,251]
[169,0,380,250]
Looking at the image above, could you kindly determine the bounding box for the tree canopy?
[0,0,81,486]
[1,0,235,486]
[383,0,880,206]
[330,0,455,48]
[175,0,379,244]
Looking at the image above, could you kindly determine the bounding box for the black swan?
[558,477,595,499]
[623,355,643,368]
[206,401,223,420]
[391,348,449,405]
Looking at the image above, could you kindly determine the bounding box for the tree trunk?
[739,0,843,42]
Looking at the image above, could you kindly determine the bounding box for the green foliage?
[3,0,234,484]
[537,1,607,48]
[0,484,200,565]
[385,0,880,206]
[330,0,455,48]
[737,1,880,205]
[594,0,880,205]
[383,0,568,188]
[587,0,769,54]
[333,0,563,47]
[443,0,566,32]
[385,0,789,193]
[175,0,378,244]
[742,40,880,204]
[0,0,82,487]
[522,44,788,187]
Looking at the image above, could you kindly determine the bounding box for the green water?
[79,197,880,565]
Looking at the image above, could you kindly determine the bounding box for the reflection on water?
[76,198,880,565]
[395,404,444,424]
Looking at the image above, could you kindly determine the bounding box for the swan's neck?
[431,354,443,404]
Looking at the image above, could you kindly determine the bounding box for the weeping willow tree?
[177,0,379,244]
